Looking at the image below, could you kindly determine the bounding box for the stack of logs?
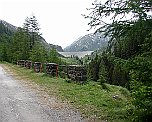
[16,60,87,82]
[25,60,32,69]
[67,65,87,83]
[34,62,42,73]
[17,60,25,67]
[46,63,58,77]
[17,60,32,69]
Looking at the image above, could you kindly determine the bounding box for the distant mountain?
[38,36,64,52]
[64,33,108,52]
[0,19,17,32]
[0,19,63,52]
[49,44,63,52]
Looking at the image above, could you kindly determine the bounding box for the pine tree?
[47,48,60,64]
[23,15,41,50]
[10,28,30,61]
[29,42,47,62]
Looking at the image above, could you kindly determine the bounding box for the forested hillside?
[0,16,63,64]
[0,20,15,61]
[0,18,64,63]
[85,0,152,121]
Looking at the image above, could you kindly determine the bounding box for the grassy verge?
[1,62,131,122]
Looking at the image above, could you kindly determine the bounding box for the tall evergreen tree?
[10,27,30,61]
[47,48,60,64]
[87,54,101,81]
[29,42,47,62]
[23,15,41,50]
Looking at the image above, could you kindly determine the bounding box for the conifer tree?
[29,42,47,62]
[11,27,30,61]
[23,14,41,50]
[48,48,60,64]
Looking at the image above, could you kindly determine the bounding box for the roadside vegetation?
[1,62,131,122]
[83,0,152,121]
[0,0,151,121]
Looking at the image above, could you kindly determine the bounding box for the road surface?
[0,65,84,122]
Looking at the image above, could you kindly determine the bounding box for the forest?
[0,0,152,121]
[0,15,64,64]
[85,0,152,121]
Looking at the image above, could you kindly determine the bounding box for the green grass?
[1,62,132,122]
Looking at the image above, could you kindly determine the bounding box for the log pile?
[46,63,58,77]
[16,61,88,83]
[67,65,87,83]
[25,60,32,69]
[34,62,42,73]
[17,60,25,67]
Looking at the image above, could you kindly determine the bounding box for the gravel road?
[0,65,84,122]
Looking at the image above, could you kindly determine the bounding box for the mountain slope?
[0,19,63,52]
[0,19,17,32]
[64,33,108,52]
[0,20,17,38]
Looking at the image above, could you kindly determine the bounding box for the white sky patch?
[0,0,100,48]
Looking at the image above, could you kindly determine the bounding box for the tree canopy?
[85,0,152,121]
[84,0,152,53]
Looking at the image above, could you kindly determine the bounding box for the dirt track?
[0,64,84,122]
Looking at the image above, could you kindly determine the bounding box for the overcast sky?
[0,0,101,48]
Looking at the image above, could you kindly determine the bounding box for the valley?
[58,51,93,58]
[0,0,152,121]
